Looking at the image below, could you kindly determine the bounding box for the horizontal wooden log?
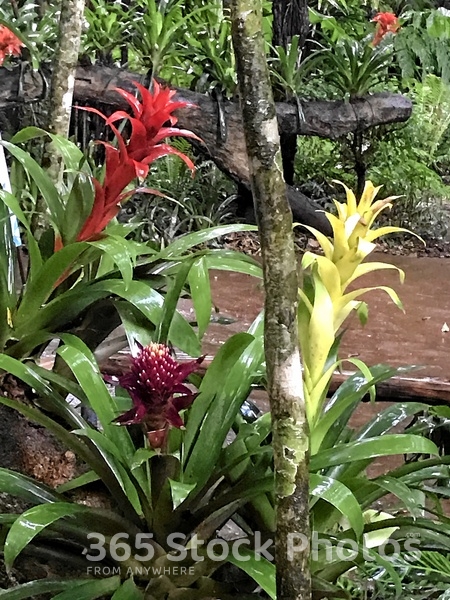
[329,371,450,405]
[103,355,450,405]
[0,64,412,235]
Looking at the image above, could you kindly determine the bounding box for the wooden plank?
[102,356,450,404]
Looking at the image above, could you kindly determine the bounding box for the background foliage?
[2,0,450,238]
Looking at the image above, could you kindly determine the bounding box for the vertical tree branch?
[32,0,85,234]
[230,1,311,599]
[47,0,85,137]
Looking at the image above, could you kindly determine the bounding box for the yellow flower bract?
[300,180,418,435]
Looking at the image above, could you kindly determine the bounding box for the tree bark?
[34,0,85,232]
[46,0,85,136]
[272,0,309,185]
[230,2,310,599]
[272,0,309,47]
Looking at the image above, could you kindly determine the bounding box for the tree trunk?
[46,0,85,137]
[33,0,85,234]
[272,0,309,47]
[230,2,311,599]
[272,0,309,185]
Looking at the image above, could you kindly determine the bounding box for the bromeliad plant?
[298,180,418,436]
[0,23,23,65]
[227,181,446,596]
[320,37,395,98]
[0,73,269,597]
[1,79,246,361]
[0,318,276,599]
[62,79,201,246]
[108,341,204,449]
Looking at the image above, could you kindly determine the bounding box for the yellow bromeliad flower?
[299,180,421,436]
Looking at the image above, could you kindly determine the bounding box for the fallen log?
[329,371,450,405]
[0,64,412,234]
[103,355,450,405]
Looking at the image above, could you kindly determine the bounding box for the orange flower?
[371,12,400,46]
[0,25,23,66]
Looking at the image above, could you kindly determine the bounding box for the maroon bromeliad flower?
[112,342,203,449]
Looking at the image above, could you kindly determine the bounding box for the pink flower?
[110,342,204,449]
[0,25,23,66]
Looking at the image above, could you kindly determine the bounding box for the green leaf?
[371,476,423,515]
[312,365,416,454]
[156,257,194,344]
[114,301,156,350]
[51,577,121,600]
[131,447,156,469]
[311,434,439,472]
[310,473,364,538]
[14,242,90,327]
[184,313,265,490]
[57,336,136,460]
[228,549,276,600]
[325,400,431,483]
[25,287,110,334]
[0,579,111,600]
[91,279,201,357]
[11,128,85,169]
[56,471,100,493]
[0,468,63,505]
[159,224,257,258]
[0,190,42,281]
[90,236,137,289]
[188,256,212,339]
[111,578,144,600]
[353,401,428,440]
[62,173,94,244]
[72,429,143,516]
[203,249,263,278]
[73,428,128,464]
[0,140,64,228]
[169,479,196,509]
[4,503,87,570]
[183,332,255,460]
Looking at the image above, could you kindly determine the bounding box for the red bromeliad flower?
[371,12,400,46]
[108,80,200,169]
[76,122,147,241]
[75,80,201,243]
[111,342,204,449]
[0,25,23,66]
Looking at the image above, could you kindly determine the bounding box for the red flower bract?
[371,12,400,46]
[75,80,201,243]
[0,25,23,66]
[111,342,203,449]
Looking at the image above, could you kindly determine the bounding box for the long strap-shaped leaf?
[0,577,120,600]
[0,140,65,230]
